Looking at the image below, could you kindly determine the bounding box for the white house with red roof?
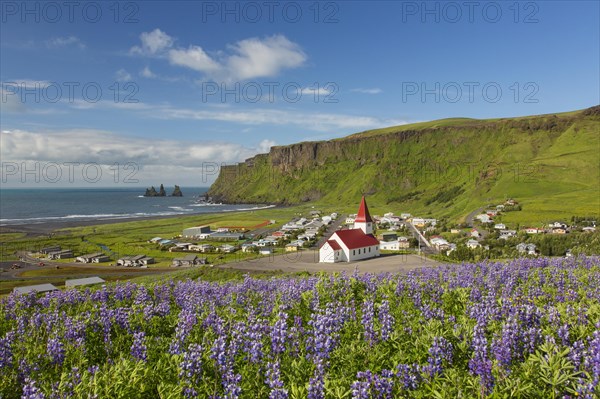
[319,196,380,263]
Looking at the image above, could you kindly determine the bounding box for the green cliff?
[207,106,600,223]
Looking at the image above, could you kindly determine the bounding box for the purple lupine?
[222,369,242,399]
[265,360,288,399]
[47,336,65,365]
[469,323,494,394]
[180,343,203,385]
[169,309,197,355]
[270,311,288,356]
[378,300,394,341]
[426,337,453,377]
[22,377,45,399]
[395,364,422,390]
[0,330,15,369]
[361,300,376,345]
[307,358,325,399]
[131,331,147,362]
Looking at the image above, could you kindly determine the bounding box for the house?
[499,230,517,240]
[47,250,73,260]
[241,243,257,253]
[319,197,380,263]
[525,227,544,234]
[210,232,245,241]
[549,222,568,229]
[182,225,211,238]
[193,244,214,253]
[466,239,481,249]
[582,226,596,233]
[446,243,458,255]
[379,232,398,242]
[551,228,567,235]
[430,237,450,250]
[216,227,230,233]
[516,243,537,256]
[259,247,274,255]
[65,277,105,288]
[149,237,163,243]
[450,229,461,234]
[475,214,492,224]
[494,223,506,230]
[76,253,109,263]
[285,242,301,252]
[117,255,154,267]
[345,217,356,225]
[321,216,332,224]
[379,240,401,251]
[14,284,59,295]
[169,243,192,252]
[397,237,410,249]
[40,246,61,254]
[400,213,412,219]
[470,229,481,238]
[486,210,499,216]
[411,218,426,227]
[172,254,206,267]
[219,244,237,253]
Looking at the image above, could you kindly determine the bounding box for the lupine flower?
[131,331,147,362]
[22,377,45,399]
[180,344,203,384]
[378,300,394,341]
[47,336,65,365]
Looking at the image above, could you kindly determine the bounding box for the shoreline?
[0,204,284,236]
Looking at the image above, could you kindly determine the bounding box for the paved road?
[217,250,442,275]
[401,222,437,255]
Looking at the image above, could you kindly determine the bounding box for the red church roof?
[333,229,379,249]
[326,240,342,250]
[354,196,373,223]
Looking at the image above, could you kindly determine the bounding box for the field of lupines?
[1,256,599,398]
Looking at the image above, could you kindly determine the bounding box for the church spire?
[355,196,372,223]
[354,196,373,234]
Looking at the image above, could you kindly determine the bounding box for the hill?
[207,106,600,224]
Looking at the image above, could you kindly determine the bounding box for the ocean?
[0,187,272,226]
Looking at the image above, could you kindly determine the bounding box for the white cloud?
[65,100,409,132]
[131,30,306,81]
[116,69,132,82]
[300,87,332,96]
[140,66,157,78]
[224,35,306,80]
[45,36,86,49]
[168,46,221,74]
[351,88,382,94]
[0,128,276,185]
[257,139,276,153]
[130,29,174,55]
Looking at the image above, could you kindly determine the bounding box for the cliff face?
[207,106,600,219]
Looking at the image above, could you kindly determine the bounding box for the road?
[401,222,437,255]
[217,250,442,275]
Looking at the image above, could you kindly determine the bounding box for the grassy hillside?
[208,106,600,224]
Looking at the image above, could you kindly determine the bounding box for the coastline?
[0,204,283,236]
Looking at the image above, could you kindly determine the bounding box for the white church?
[319,196,380,263]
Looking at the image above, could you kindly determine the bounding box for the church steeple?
[354,196,373,234]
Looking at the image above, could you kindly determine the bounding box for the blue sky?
[1,1,598,186]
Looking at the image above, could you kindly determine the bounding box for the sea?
[0,187,273,226]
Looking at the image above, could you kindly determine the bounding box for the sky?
[1,0,599,187]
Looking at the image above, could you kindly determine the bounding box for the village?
[21,197,598,274]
